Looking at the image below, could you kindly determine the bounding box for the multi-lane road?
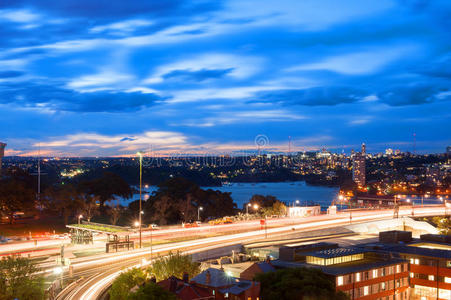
[44,205,447,300]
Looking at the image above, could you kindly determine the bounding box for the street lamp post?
[137,152,143,249]
[338,195,344,211]
[198,206,203,221]
[78,214,83,225]
[246,203,251,215]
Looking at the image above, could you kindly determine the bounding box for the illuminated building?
[273,245,410,300]
[352,143,366,187]
[383,235,451,300]
[0,142,6,176]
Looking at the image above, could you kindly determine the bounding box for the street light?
[54,266,63,288]
[338,195,344,211]
[78,214,83,225]
[134,221,140,227]
[198,206,203,221]
[246,203,251,215]
[137,152,143,249]
[295,199,300,207]
[253,204,259,210]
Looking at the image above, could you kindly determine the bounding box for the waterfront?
[115,181,340,210]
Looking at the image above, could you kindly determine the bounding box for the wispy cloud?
[287,45,418,75]
[0,9,40,23]
[90,19,153,35]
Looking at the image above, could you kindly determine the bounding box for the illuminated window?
[414,258,419,265]
[396,265,401,273]
[373,269,378,278]
[428,275,434,281]
[337,276,343,286]
[355,273,361,282]
[364,286,369,296]
[410,272,414,278]
[381,282,386,290]
[410,258,414,264]
[445,277,451,284]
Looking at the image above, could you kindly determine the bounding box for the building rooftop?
[273,256,407,276]
[305,247,367,259]
[385,244,451,259]
[191,268,236,288]
[219,280,254,296]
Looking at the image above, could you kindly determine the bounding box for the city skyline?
[0,0,450,156]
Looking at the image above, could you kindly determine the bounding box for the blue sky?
[0,0,450,156]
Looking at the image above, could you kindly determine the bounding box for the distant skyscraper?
[447,146,451,155]
[352,143,366,187]
[0,142,6,176]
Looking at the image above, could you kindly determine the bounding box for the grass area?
[0,216,67,237]
[72,248,106,258]
[67,224,126,233]
[141,233,219,248]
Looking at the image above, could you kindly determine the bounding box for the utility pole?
[137,152,143,249]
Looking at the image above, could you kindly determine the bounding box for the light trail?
[71,206,447,300]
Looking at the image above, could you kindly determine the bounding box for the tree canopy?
[128,282,177,300]
[109,268,147,300]
[0,256,45,300]
[0,179,36,224]
[148,251,201,282]
[78,172,132,206]
[143,177,236,225]
[255,267,349,300]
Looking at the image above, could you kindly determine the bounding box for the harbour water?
[115,181,339,210]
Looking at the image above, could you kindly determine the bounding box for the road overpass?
[52,205,447,300]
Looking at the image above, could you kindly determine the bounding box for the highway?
[50,205,446,300]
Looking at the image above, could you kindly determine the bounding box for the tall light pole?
[198,206,203,221]
[137,152,143,249]
[338,195,344,211]
[78,215,83,225]
[246,203,251,215]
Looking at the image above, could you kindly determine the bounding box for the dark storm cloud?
[0,82,165,112]
[162,68,234,82]
[0,0,222,19]
[0,71,24,78]
[253,87,367,106]
[378,84,450,106]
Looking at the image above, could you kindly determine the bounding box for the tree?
[109,268,147,300]
[0,179,36,224]
[43,184,81,225]
[144,178,236,225]
[431,216,451,235]
[79,172,132,207]
[78,194,100,222]
[249,194,279,209]
[255,267,349,300]
[0,256,45,300]
[262,201,287,217]
[129,282,177,300]
[109,204,122,225]
[148,251,201,282]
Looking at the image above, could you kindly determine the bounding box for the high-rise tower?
[352,143,366,187]
[0,143,6,176]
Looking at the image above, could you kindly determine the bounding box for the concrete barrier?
[345,217,438,237]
